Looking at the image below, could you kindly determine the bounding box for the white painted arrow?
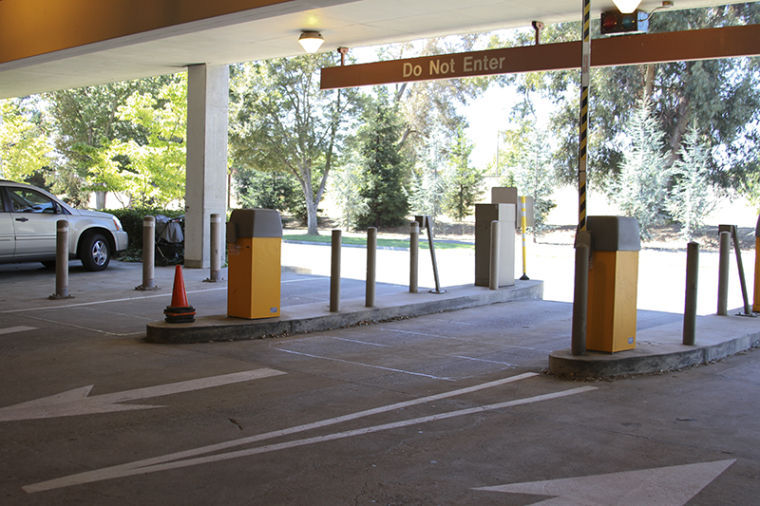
[474,459,736,505]
[0,368,286,422]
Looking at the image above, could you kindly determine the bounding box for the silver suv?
[0,180,128,271]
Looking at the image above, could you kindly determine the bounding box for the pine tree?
[667,123,715,241]
[610,97,670,240]
[442,126,483,221]
[356,92,410,229]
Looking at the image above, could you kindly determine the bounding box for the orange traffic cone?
[164,265,196,323]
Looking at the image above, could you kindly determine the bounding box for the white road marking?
[449,355,515,367]
[0,325,36,335]
[376,327,463,340]
[474,459,736,505]
[0,287,225,314]
[0,368,286,422]
[274,347,454,380]
[327,336,389,347]
[1,276,322,314]
[24,378,591,493]
[281,277,324,284]
[21,314,143,337]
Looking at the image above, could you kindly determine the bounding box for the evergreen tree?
[610,97,670,240]
[236,167,304,221]
[330,159,368,231]
[410,165,445,219]
[443,126,483,221]
[356,92,410,229]
[667,123,716,240]
[498,117,557,230]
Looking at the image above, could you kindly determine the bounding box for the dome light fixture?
[612,0,642,13]
[298,31,324,53]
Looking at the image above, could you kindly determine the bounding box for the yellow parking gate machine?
[226,209,282,319]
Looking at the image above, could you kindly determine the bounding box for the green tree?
[667,123,716,240]
[610,97,670,239]
[500,5,760,197]
[46,77,170,206]
[229,54,357,235]
[410,164,445,219]
[0,97,51,181]
[356,91,410,229]
[443,126,483,221]
[100,74,187,207]
[330,159,368,230]
[497,86,558,230]
[236,167,304,220]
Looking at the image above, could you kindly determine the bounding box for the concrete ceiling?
[0,0,742,98]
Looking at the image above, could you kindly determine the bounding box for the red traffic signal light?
[601,10,648,35]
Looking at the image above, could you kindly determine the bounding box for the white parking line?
[0,326,36,335]
[274,347,454,381]
[0,277,323,314]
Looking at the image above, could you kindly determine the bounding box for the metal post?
[425,218,444,294]
[718,231,730,316]
[50,219,72,299]
[366,227,376,307]
[489,220,501,290]
[136,216,158,290]
[754,214,760,312]
[730,226,752,315]
[683,242,699,345]
[409,221,419,294]
[520,195,529,280]
[330,229,341,312]
[205,213,222,282]
[571,231,591,356]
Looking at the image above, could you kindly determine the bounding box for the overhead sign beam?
[321,24,760,89]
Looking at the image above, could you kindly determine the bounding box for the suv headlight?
[112,216,123,231]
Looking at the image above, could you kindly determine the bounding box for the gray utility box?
[491,186,535,228]
[475,203,515,287]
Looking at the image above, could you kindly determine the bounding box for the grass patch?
[283,234,472,250]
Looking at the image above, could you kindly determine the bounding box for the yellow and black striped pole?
[578,0,590,233]
[572,0,592,356]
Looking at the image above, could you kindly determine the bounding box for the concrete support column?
[184,63,229,268]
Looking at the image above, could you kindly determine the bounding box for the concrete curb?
[549,313,760,378]
[146,280,543,344]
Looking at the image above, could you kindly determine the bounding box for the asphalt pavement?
[0,247,759,504]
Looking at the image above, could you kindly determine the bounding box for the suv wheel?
[80,233,111,271]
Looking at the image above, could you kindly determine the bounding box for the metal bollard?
[409,222,419,293]
[571,231,591,356]
[330,230,341,312]
[136,216,158,290]
[205,213,223,282]
[50,219,72,299]
[754,214,760,313]
[366,227,377,307]
[489,220,500,290]
[717,231,730,316]
[683,242,699,345]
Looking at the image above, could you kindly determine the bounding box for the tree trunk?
[305,195,319,235]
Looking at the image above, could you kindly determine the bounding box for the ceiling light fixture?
[298,31,324,53]
[612,0,642,13]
